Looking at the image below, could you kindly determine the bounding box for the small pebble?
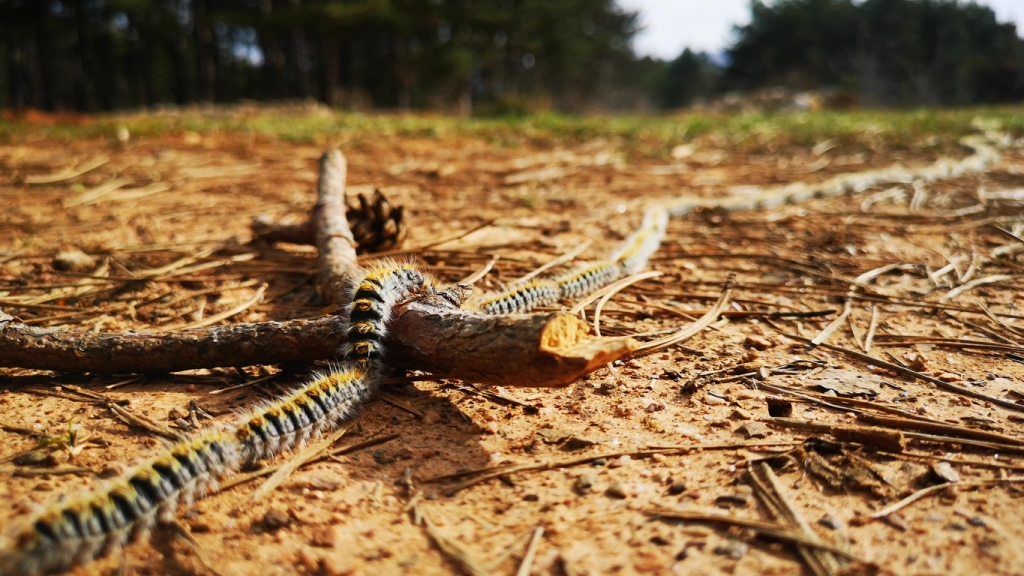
[651,453,667,463]
[967,516,986,527]
[321,553,355,576]
[297,548,320,572]
[13,450,49,466]
[574,474,594,494]
[422,410,441,425]
[262,509,292,530]
[931,461,960,484]
[713,540,748,560]
[818,516,843,530]
[729,409,752,420]
[523,494,539,502]
[668,482,687,495]
[744,334,772,350]
[606,482,628,499]
[591,458,607,467]
[715,494,749,508]
[703,394,727,406]
[52,249,95,272]
[608,455,632,469]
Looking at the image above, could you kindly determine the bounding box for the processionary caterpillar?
[476,207,668,315]
[478,280,560,315]
[0,259,431,576]
[344,259,427,369]
[0,431,239,576]
[0,134,1005,575]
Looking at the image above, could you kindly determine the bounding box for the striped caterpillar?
[238,259,428,461]
[477,130,997,315]
[0,259,431,576]
[555,261,623,299]
[478,280,560,315]
[475,207,669,315]
[344,259,427,370]
[611,207,669,274]
[1,133,1006,575]
[0,430,240,576]
[235,365,371,462]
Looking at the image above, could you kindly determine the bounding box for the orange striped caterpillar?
[0,430,239,576]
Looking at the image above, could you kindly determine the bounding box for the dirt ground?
[2,108,1024,576]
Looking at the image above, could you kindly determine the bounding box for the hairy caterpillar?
[0,430,239,576]
[555,261,623,300]
[2,133,1006,575]
[235,365,371,462]
[611,207,669,274]
[478,280,560,315]
[0,259,433,575]
[344,259,427,369]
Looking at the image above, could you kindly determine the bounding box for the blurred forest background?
[1,0,1023,115]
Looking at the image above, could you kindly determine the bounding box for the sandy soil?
[2,110,1024,576]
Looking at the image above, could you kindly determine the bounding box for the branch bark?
[0,311,344,373]
[312,150,358,306]
[386,300,636,387]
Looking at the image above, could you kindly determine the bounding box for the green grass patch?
[2,105,1022,156]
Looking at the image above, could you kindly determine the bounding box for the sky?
[617,0,1024,60]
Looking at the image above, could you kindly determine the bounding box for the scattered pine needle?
[517,240,592,285]
[251,425,352,501]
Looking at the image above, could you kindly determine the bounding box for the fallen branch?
[385,301,636,387]
[1,147,637,387]
[312,150,359,306]
[0,304,633,386]
[0,311,345,373]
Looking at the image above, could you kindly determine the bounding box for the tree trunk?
[194,0,217,103]
[320,35,342,106]
[72,0,98,111]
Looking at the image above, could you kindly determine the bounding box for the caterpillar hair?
[611,207,669,274]
[344,259,427,370]
[478,280,559,315]
[0,430,239,576]
[235,365,371,462]
[555,261,622,300]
